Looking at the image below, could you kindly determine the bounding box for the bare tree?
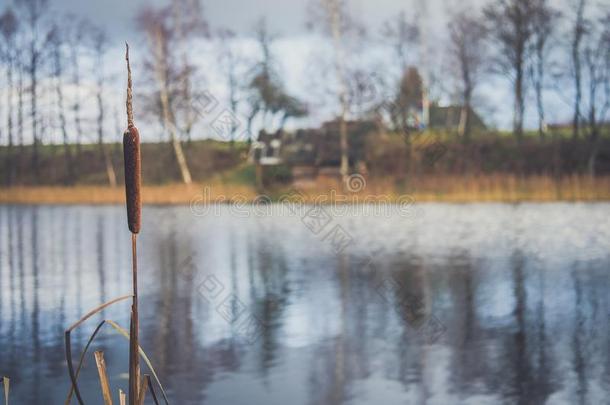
[0,8,18,185]
[393,67,424,133]
[17,35,25,160]
[448,9,488,140]
[66,17,88,157]
[137,6,193,184]
[382,11,419,72]
[247,19,307,134]
[582,12,610,176]
[91,26,117,187]
[530,0,559,138]
[484,0,535,138]
[16,0,50,183]
[250,18,276,129]
[217,28,244,148]
[308,0,364,182]
[325,0,349,181]
[570,0,587,139]
[381,10,419,134]
[49,23,75,184]
[171,0,208,143]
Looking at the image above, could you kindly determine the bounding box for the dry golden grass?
[285,174,610,202]
[1,175,609,204]
[0,182,258,205]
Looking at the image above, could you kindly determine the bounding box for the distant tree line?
[0,0,608,186]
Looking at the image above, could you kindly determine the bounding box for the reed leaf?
[2,376,8,405]
[105,320,170,405]
[146,375,160,405]
[64,318,170,405]
[94,351,113,405]
[65,320,106,405]
[65,295,132,405]
[137,376,148,405]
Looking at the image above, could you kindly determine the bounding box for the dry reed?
[3,175,610,204]
[2,377,8,405]
[94,351,113,405]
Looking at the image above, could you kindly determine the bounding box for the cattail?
[123,43,141,234]
[124,42,142,405]
[123,126,141,233]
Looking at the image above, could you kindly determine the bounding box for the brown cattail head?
[123,126,141,233]
[123,43,141,234]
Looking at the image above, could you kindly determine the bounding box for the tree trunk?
[587,142,599,178]
[572,0,585,139]
[171,133,192,184]
[5,56,14,186]
[17,54,24,162]
[55,61,75,185]
[587,115,599,178]
[535,49,546,139]
[97,81,117,187]
[328,0,349,183]
[514,58,525,140]
[30,43,40,184]
[458,105,468,140]
[339,113,349,181]
[573,53,582,139]
[153,28,192,185]
[587,89,599,178]
[229,87,238,150]
[71,46,83,157]
[52,38,75,185]
[460,84,472,142]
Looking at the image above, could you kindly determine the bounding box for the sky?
[48,0,449,38]
[0,0,590,144]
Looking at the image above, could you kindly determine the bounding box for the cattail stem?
[128,233,140,405]
[124,42,141,405]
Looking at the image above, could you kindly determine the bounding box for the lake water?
[0,203,609,404]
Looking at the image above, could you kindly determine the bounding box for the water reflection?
[0,204,609,404]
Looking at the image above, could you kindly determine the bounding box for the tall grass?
[1,174,610,204]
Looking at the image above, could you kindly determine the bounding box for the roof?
[428,105,486,130]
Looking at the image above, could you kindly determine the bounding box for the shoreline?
[2,175,610,204]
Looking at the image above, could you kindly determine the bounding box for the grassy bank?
[1,174,609,204]
[2,133,610,188]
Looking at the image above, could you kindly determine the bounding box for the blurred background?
[0,0,608,196]
[0,0,610,404]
